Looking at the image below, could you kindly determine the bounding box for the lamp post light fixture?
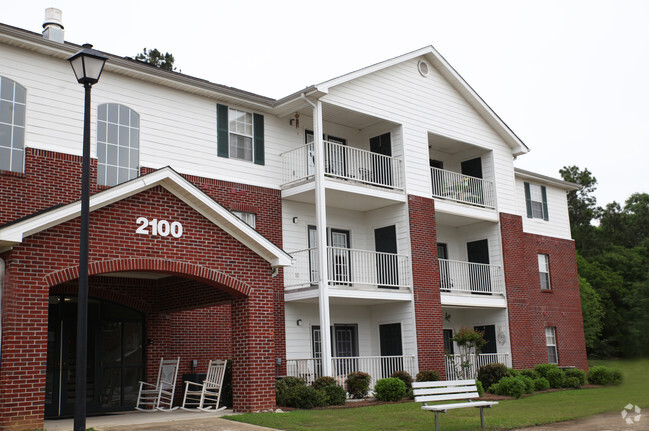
[68,43,107,431]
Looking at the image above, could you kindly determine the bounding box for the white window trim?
[232,210,256,229]
[545,327,558,364]
[228,108,254,162]
[538,254,551,290]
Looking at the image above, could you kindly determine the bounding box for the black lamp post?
[68,44,107,431]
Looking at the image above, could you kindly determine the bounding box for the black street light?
[68,44,107,431]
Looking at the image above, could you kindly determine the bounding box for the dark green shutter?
[253,113,264,165]
[524,182,532,218]
[217,104,229,158]
[541,185,549,221]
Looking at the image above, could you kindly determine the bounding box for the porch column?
[311,99,332,376]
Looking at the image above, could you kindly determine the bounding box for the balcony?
[445,353,511,380]
[285,247,412,301]
[431,167,495,209]
[287,355,417,390]
[439,259,507,307]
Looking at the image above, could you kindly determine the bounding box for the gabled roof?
[515,168,580,191]
[0,167,292,267]
[313,46,530,156]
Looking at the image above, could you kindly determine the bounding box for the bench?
[413,379,497,431]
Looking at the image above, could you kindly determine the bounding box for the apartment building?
[0,12,586,430]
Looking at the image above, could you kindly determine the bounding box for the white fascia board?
[515,168,580,191]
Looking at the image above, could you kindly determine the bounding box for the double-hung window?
[216,104,264,165]
[538,254,551,290]
[524,182,549,220]
[97,103,139,186]
[545,327,558,364]
[0,77,26,173]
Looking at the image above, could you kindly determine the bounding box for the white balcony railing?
[281,141,403,190]
[445,353,511,380]
[285,247,411,291]
[286,355,417,390]
[438,259,505,295]
[430,167,495,209]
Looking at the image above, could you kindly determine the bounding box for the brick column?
[408,195,446,377]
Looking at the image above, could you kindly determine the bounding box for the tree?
[559,166,599,253]
[134,48,177,71]
[448,327,486,379]
[578,275,604,353]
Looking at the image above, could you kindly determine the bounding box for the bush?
[475,380,484,397]
[564,376,582,389]
[391,370,413,391]
[534,364,565,389]
[478,363,509,391]
[563,368,586,386]
[374,378,407,401]
[321,384,347,406]
[311,376,337,390]
[533,377,550,391]
[416,370,440,382]
[588,366,623,385]
[489,376,527,399]
[519,375,535,394]
[520,369,538,380]
[508,368,519,377]
[287,385,326,409]
[345,371,371,399]
[276,376,306,406]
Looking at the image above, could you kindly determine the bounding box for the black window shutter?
[253,113,264,165]
[217,104,229,158]
[541,185,549,221]
[524,182,532,218]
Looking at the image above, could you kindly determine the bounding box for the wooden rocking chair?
[135,357,180,411]
[181,359,228,411]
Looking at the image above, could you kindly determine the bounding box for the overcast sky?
[4,0,648,207]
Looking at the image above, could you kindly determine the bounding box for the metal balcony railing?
[438,259,505,295]
[430,167,495,208]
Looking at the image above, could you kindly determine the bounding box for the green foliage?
[311,376,337,390]
[489,376,527,399]
[563,376,582,389]
[415,370,440,382]
[534,364,564,389]
[564,368,586,386]
[276,376,306,406]
[374,378,407,401]
[390,370,413,390]
[519,375,535,394]
[533,377,550,391]
[321,384,347,406]
[287,385,327,409]
[452,327,487,351]
[559,165,599,253]
[134,47,177,71]
[478,363,509,391]
[588,366,623,385]
[475,379,484,397]
[579,275,605,352]
[345,371,371,399]
[519,369,538,380]
[625,278,649,357]
[507,368,519,377]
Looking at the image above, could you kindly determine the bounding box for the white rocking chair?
[135,357,180,411]
[181,359,228,411]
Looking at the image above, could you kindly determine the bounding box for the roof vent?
[417,60,430,77]
[42,8,64,43]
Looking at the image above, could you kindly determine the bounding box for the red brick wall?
[500,213,587,371]
[408,195,446,377]
[0,150,285,430]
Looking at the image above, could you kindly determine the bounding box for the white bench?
[413,379,498,430]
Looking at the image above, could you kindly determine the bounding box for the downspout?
[300,93,332,377]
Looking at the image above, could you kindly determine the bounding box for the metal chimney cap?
[43,8,64,29]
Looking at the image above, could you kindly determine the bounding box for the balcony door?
[370,132,392,186]
[379,323,403,378]
[438,243,451,291]
[309,226,351,285]
[461,157,484,204]
[374,225,398,289]
[474,325,497,354]
[467,239,492,294]
[326,135,347,177]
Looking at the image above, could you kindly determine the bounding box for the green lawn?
[226,359,648,430]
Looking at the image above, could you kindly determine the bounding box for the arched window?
[0,77,26,173]
[97,103,139,186]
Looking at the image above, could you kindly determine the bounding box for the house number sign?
[136,217,183,238]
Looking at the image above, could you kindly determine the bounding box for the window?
[232,210,256,228]
[0,77,26,173]
[216,104,264,165]
[538,254,551,290]
[546,327,558,364]
[97,103,139,186]
[524,182,549,220]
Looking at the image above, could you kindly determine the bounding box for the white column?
[313,100,332,376]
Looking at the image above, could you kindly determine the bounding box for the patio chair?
[181,359,228,411]
[135,357,180,411]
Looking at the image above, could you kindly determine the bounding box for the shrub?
[321,384,347,406]
[475,380,484,397]
[563,368,586,386]
[286,385,326,409]
[489,376,527,399]
[534,364,565,389]
[416,370,440,382]
[391,370,413,390]
[520,369,538,380]
[478,363,509,391]
[519,375,535,394]
[533,377,550,391]
[507,368,519,377]
[588,366,623,385]
[374,378,407,401]
[564,376,582,389]
[311,376,337,390]
[345,371,371,399]
[276,376,306,406]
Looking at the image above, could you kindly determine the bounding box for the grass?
[225,359,648,430]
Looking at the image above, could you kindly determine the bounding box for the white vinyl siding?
[515,178,573,240]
